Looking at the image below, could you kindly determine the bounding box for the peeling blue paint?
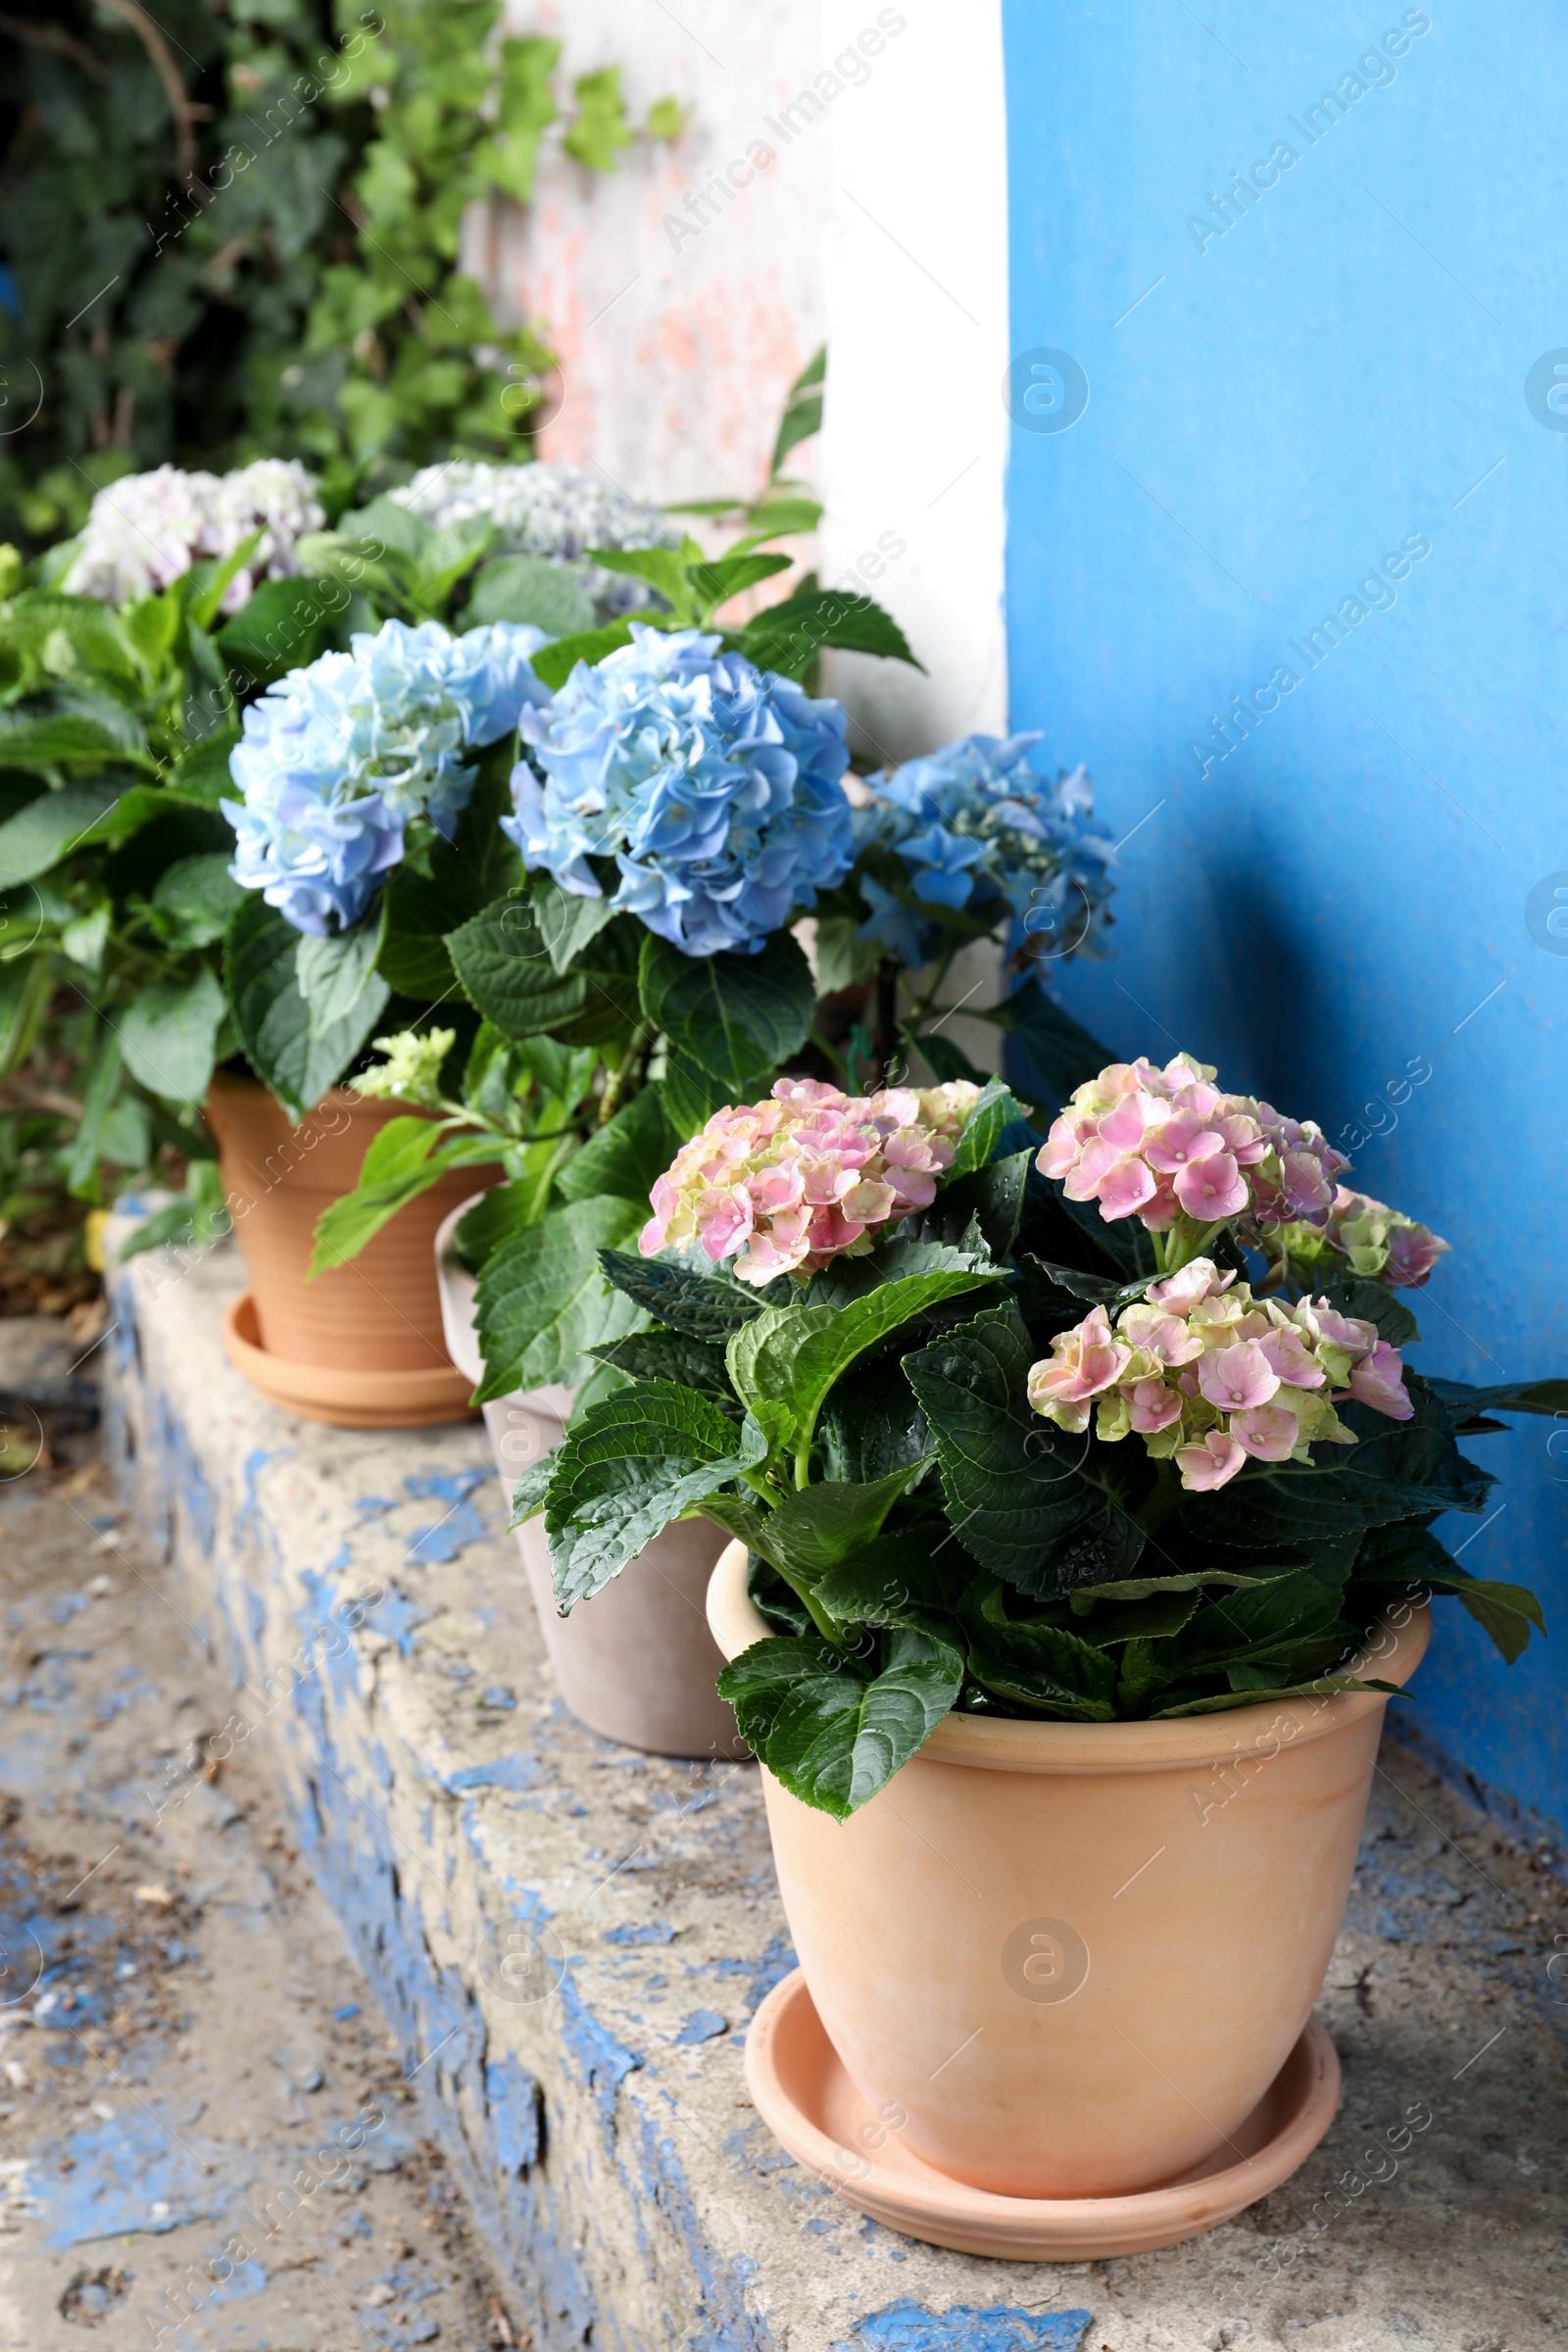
[485,2054,541,2175]
[604,1923,675,1946]
[673,2010,727,2046]
[708,1933,798,2016]
[557,1968,642,2126]
[365,1586,434,1656]
[402,1468,492,1565]
[836,2304,1095,2351]
[445,1754,544,1792]
[33,2107,257,2248]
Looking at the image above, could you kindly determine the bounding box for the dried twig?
[93,0,204,188]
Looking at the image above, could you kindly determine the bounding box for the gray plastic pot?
[434,1197,745,1760]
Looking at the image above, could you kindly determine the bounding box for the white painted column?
[485,1,836,509]
[816,0,1011,767]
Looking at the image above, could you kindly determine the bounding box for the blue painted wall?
[1001,1,1565,1838]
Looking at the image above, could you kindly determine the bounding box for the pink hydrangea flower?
[1026,1257,1411,1492]
[1036,1052,1348,1245]
[1174,1431,1248,1491]
[1025,1307,1132,1433]
[1348,1339,1414,1421]
[639,1076,982,1284]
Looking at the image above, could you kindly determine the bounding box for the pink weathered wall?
[476,1,835,509]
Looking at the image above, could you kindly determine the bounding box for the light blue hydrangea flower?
[224,617,551,936]
[505,625,854,958]
[855,732,1117,966]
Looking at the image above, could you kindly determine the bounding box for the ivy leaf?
[475,33,561,202]
[297,909,389,1042]
[473,1196,648,1401]
[225,896,387,1121]
[543,1380,769,1606]
[119,966,225,1106]
[638,928,815,1124]
[564,64,631,171]
[553,1084,677,1208]
[716,1626,963,1820]
[597,1247,771,1343]
[726,1265,1002,1459]
[905,1303,1146,1595]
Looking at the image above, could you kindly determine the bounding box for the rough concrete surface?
[2,1233,1563,2350]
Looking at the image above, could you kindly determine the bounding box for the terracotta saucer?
[221,1293,477,1431]
[745,1969,1340,2261]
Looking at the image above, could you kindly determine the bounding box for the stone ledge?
[102,1228,1568,2350]
[100,1228,1102,2352]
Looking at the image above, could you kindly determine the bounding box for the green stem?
[905,942,959,1037]
[598,1027,649,1126]
[808,1026,848,1077]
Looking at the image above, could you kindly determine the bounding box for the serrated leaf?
[1425,1374,1568,1425]
[754,1463,934,1588]
[727,1265,1001,1458]
[717,1626,961,1818]
[732,588,919,682]
[587,1329,732,1392]
[1321,1276,1421,1348]
[1200,1381,1493,1546]
[529,621,637,692]
[597,1247,771,1342]
[0,778,125,888]
[527,866,619,974]
[473,1196,648,1401]
[553,1083,675,1208]
[904,1303,1146,1595]
[310,1121,499,1276]
[225,896,387,1121]
[544,1380,769,1606]
[949,1077,1028,1176]
[638,928,815,1114]
[297,908,387,1042]
[379,763,522,1001]
[467,553,594,635]
[119,966,225,1106]
[960,1582,1118,1718]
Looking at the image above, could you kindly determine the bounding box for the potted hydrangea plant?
[210,611,554,1425]
[517,1051,1554,2250]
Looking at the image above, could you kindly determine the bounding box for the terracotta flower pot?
[708,1540,1430,2202]
[208,1070,496,1428]
[435,1198,745,1760]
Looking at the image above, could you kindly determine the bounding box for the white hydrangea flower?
[390,461,675,613]
[65,460,324,613]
